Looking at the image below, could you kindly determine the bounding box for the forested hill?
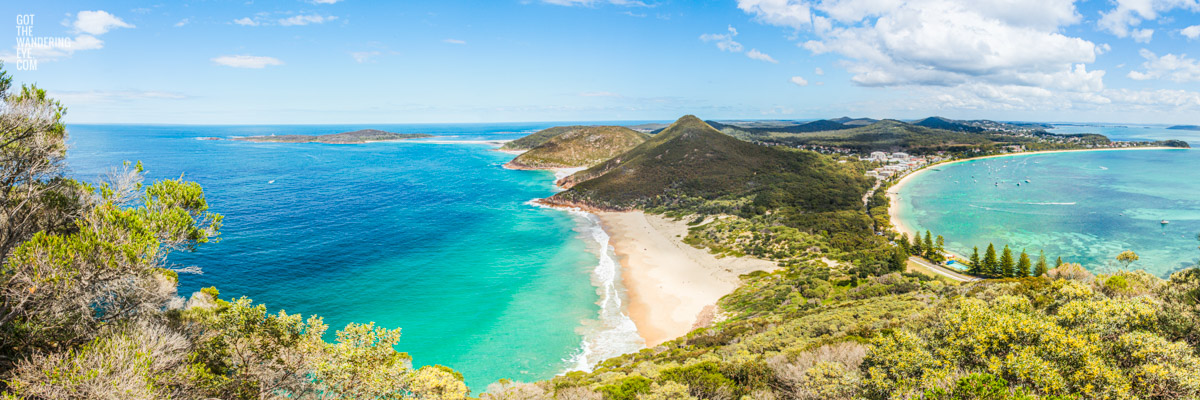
[499,126,581,150]
[505,126,648,169]
[548,115,871,215]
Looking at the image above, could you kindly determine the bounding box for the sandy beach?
[886,146,1182,240]
[594,211,776,347]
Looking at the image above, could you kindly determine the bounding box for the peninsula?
[504,126,648,170]
[231,129,434,144]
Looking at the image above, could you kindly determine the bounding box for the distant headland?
[1167,125,1200,131]
[231,129,435,144]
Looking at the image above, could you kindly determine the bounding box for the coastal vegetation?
[505,126,648,169]
[0,66,468,398]
[231,129,434,144]
[6,60,1200,399]
[548,116,895,271]
[496,262,1200,400]
[499,126,584,150]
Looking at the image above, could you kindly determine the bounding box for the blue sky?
[2,0,1199,124]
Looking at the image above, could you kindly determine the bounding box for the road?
[909,256,980,282]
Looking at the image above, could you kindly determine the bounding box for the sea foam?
[526,200,645,371]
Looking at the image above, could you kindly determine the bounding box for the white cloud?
[814,67,824,75]
[580,91,622,97]
[738,0,1102,99]
[9,35,104,61]
[72,10,134,35]
[174,18,189,28]
[1183,25,1200,39]
[1131,28,1155,43]
[212,55,284,69]
[443,38,467,44]
[350,51,380,63]
[5,10,132,62]
[278,14,337,26]
[48,90,188,104]
[233,17,259,26]
[1127,49,1200,82]
[737,0,816,30]
[746,49,778,63]
[732,0,1200,113]
[790,76,809,86]
[700,26,744,52]
[1098,0,1200,40]
[1105,88,1200,108]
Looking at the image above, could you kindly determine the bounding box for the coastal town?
[862,151,947,180]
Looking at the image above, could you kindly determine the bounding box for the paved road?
[909,256,980,282]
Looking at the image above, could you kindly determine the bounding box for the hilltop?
[505,126,649,169]
[498,126,581,150]
[708,119,851,134]
[548,115,870,216]
[913,116,985,132]
[231,129,433,144]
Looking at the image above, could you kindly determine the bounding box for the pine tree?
[1000,245,1015,277]
[983,244,998,276]
[1055,256,1063,268]
[1017,250,1031,277]
[969,246,981,275]
[1035,250,1049,277]
[911,233,923,256]
[891,246,907,272]
[935,235,945,252]
[924,231,934,257]
[899,233,910,255]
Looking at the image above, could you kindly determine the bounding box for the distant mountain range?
[665,116,1050,138]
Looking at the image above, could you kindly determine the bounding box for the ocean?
[895,148,1200,278]
[64,123,647,391]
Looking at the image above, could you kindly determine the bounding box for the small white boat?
[1162,220,1170,225]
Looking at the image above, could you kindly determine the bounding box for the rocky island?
[231,129,434,144]
[1168,124,1200,131]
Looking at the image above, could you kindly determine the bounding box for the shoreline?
[518,157,644,370]
[593,211,776,347]
[887,146,1186,255]
[515,154,775,349]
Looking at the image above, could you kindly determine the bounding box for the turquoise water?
[64,124,647,390]
[896,149,1200,277]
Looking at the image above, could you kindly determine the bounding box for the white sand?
[594,211,776,347]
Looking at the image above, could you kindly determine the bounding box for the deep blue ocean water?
[896,149,1200,277]
[64,123,650,391]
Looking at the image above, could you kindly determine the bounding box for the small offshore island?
[231,128,435,144]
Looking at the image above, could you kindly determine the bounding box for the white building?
[888,152,910,163]
[869,151,888,162]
